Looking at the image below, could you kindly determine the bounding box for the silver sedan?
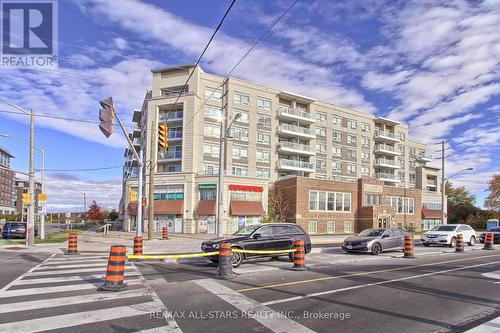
[342,228,410,255]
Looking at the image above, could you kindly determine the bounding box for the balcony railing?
[158,151,182,160]
[375,144,401,154]
[159,111,183,122]
[278,159,314,170]
[278,106,314,120]
[168,132,183,139]
[417,153,433,162]
[374,130,399,140]
[279,123,313,136]
[278,141,313,153]
[376,172,398,180]
[375,158,398,167]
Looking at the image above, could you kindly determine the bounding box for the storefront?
[228,184,264,234]
[197,184,217,234]
[153,185,184,233]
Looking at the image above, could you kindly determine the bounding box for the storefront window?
[230,190,262,201]
[154,184,184,200]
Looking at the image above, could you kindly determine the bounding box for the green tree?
[485,174,500,211]
[445,180,476,207]
[446,181,477,225]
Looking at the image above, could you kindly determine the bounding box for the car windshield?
[490,228,500,232]
[10,223,25,228]
[358,229,385,237]
[431,226,457,232]
[233,225,259,236]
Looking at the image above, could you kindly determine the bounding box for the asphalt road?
[1,245,500,332]
[0,252,51,289]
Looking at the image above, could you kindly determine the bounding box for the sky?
[0,0,498,212]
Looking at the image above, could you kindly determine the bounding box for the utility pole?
[83,192,87,215]
[28,110,35,246]
[216,80,229,238]
[39,148,45,239]
[440,140,445,225]
[137,149,143,237]
[147,113,157,240]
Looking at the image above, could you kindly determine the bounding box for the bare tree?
[268,184,289,223]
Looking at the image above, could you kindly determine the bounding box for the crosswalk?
[0,254,182,333]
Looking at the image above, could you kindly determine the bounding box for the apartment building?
[14,178,42,218]
[120,64,444,234]
[0,146,15,215]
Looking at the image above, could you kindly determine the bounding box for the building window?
[204,124,220,138]
[399,145,405,154]
[332,146,342,157]
[257,132,271,144]
[423,202,442,210]
[232,128,249,141]
[362,152,370,162]
[398,171,405,180]
[316,112,327,123]
[332,116,342,126]
[316,143,327,154]
[203,144,220,158]
[256,168,270,179]
[232,166,248,176]
[256,149,270,162]
[205,87,222,100]
[332,131,342,142]
[409,161,416,169]
[347,164,356,174]
[257,114,271,128]
[347,134,357,144]
[361,123,370,132]
[234,92,249,105]
[362,166,370,176]
[347,149,357,159]
[361,137,370,148]
[309,191,352,212]
[388,196,415,214]
[327,221,336,234]
[410,147,416,156]
[203,163,219,175]
[344,221,352,233]
[230,190,262,202]
[332,161,342,173]
[409,173,416,182]
[232,146,248,160]
[308,221,318,234]
[347,119,357,129]
[204,106,222,119]
[257,97,271,110]
[398,132,406,141]
[235,110,249,123]
[316,128,327,139]
[316,159,327,170]
[364,194,381,206]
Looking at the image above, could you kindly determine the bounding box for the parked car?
[479,227,500,244]
[1,222,38,239]
[421,224,476,247]
[201,223,311,268]
[342,228,410,255]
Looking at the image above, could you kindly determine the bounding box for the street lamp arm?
[445,168,474,181]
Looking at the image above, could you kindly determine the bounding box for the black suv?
[201,223,312,267]
[1,222,38,239]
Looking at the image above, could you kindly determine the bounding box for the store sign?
[228,184,264,192]
[154,193,184,200]
[199,184,217,190]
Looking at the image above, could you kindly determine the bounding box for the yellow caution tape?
[232,248,296,254]
[127,251,220,260]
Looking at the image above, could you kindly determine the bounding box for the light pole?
[0,133,45,239]
[441,167,473,224]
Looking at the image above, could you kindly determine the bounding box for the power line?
[184,0,299,128]
[36,166,123,172]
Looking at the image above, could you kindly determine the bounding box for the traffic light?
[158,123,168,151]
[99,97,115,138]
[129,190,138,203]
[22,193,31,205]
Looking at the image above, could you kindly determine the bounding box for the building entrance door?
[378,216,391,228]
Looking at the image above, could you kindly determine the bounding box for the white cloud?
[113,37,128,50]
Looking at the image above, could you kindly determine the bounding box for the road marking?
[0,254,55,293]
[261,260,500,306]
[15,272,141,285]
[0,288,150,314]
[482,270,500,280]
[465,316,500,332]
[196,279,315,333]
[0,301,162,332]
[27,266,135,276]
[0,279,141,298]
[32,262,109,270]
[42,259,108,266]
[237,253,500,292]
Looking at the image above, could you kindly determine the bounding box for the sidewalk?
[0,230,345,254]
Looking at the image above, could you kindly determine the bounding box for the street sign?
[65,212,71,218]
[38,193,48,201]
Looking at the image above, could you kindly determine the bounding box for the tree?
[108,209,119,221]
[87,200,103,221]
[446,181,477,225]
[267,184,289,223]
[445,180,476,207]
[485,174,500,211]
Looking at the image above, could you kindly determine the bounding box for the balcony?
[277,159,315,172]
[417,154,433,163]
[158,150,182,161]
[278,123,315,140]
[376,172,400,183]
[374,130,400,143]
[374,158,400,169]
[168,131,183,141]
[159,111,183,123]
[277,141,315,156]
[277,106,315,124]
[375,144,401,156]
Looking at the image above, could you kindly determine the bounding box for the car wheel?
[449,237,457,248]
[468,236,476,246]
[371,243,382,255]
[230,251,244,268]
[423,243,430,247]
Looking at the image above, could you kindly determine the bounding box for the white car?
[421,224,477,247]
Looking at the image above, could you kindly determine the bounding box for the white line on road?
[465,316,500,332]
[0,279,141,298]
[27,266,134,276]
[261,260,500,306]
[0,288,150,314]
[0,254,55,293]
[14,272,141,285]
[0,301,162,332]
[41,259,108,266]
[32,263,108,270]
[196,279,315,333]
